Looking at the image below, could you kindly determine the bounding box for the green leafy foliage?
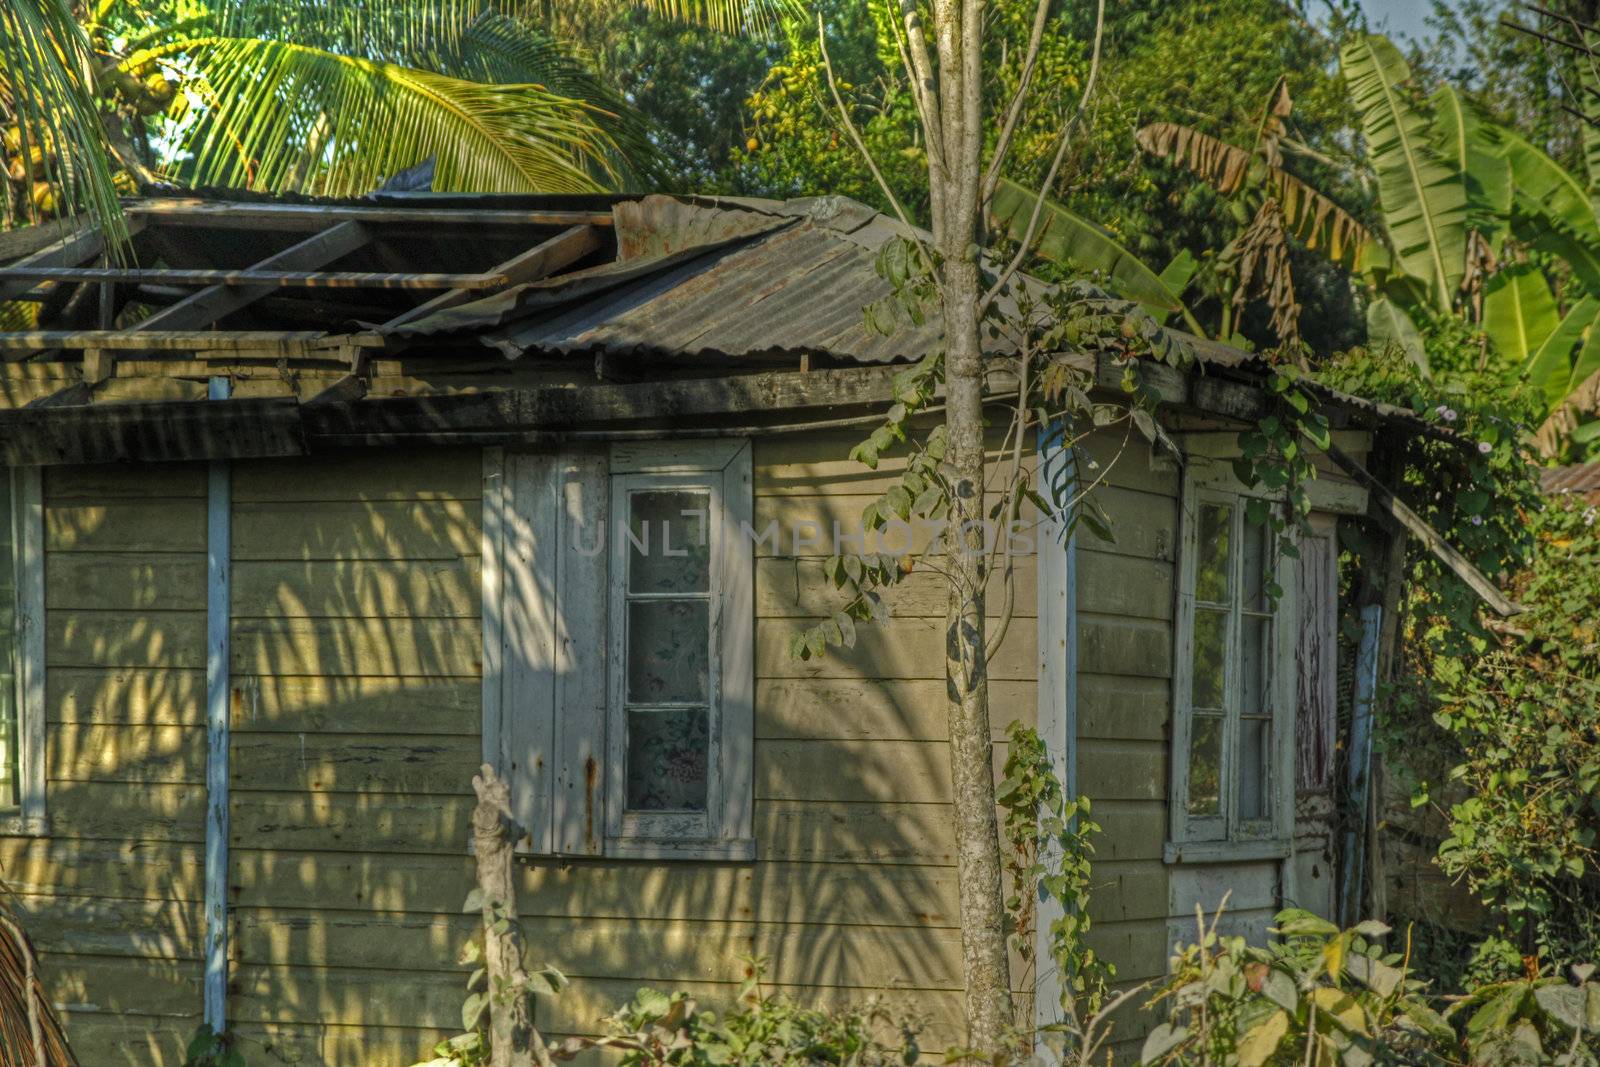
[998,722,1114,1027]
[1416,491,1600,966]
[183,1024,246,1067]
[549,961,925,1064]
[1141,909,1600,1066]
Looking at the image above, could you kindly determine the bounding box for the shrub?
[550,964,925,1065]
[1140,909,1600,1066]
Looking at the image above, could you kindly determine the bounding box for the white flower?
[1471,515,1484,526]
[1585,507,1597,527]
[1444,407,1458,423]
[1477,440,1493,454]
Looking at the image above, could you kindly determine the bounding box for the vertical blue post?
[1034,421,1078,1045]
[1339,602,1382,927]
[204,376,232,1032]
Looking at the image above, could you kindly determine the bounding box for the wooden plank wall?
[1072,432,1178,1055]
[225,448,483,1064]
[8,427,1195,1065]
[10,463,210,1063]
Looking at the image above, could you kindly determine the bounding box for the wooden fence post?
[471,763,554,1067]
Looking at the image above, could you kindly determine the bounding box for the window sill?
[1164,838,1289,865]
[608,837,756,863]
[0,813,49,838]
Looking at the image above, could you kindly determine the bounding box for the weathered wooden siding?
[12,426,1199,1064]
[15,463,210,1064]
[1072,432,1177,1055]
[225,448,484,1063]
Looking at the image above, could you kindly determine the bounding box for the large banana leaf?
[0,0,125,237]
[1366,294,1428,374]
[991,177,1201,331]
[1341,34,1468,313]
[1137,123,1381,273]
[1499,129,1600,246]
[144,37,618,194]
[1429,84,1510,243]
[1483,263,1559,365]
[1525,295,1600,414]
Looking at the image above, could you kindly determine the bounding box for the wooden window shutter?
[485,446,608,856]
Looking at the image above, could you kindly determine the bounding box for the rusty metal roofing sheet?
[1542,463,1600,496]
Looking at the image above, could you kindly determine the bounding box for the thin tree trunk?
[471,764,553,1067]
[942,250,1015,1050]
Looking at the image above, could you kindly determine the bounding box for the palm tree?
[1,0,779,233]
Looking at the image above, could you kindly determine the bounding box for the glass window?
[621,488,714,814]
[1176,485,1286,845]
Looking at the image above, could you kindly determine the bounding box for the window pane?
[1187,714,1223,816]
[1238,716,1270,821]
[1195,503,1232,604]
[629,490,710,594]
[628,600,710,703]
[1242,517,1269,612]
[1241,615,1269,715]
[626,708,709,811]
[1191,607,1228,709]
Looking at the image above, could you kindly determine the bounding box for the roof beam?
[0,330,380,354]
[1323,441,1524,617]
[0,223,128,303]
[135,220,373,332]
[0,215,92,263]
[382,225,602,330]
[0,266,509,290]
[126,199,614,231]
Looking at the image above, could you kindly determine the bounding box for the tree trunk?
[471,763,553,1067]
[942,251,1016,1050]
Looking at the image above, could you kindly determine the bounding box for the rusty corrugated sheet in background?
[1541,462,1600,498]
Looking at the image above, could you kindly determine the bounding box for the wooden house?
[0,190,1496,1064]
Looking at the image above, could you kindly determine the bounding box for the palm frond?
[1136,122,1379,273]
[216,0,787,46]
[0,0,125,239]
[142,38,619,194]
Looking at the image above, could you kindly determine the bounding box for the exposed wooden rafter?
[126,199,615,231]
[0,330,380,355]
[1323,442,1524,617]
[383,224,602,330]
[0,266,511,290]
[135,220,373,332]
[0,222,137,303]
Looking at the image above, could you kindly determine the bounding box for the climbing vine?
[997,722,1114,1025]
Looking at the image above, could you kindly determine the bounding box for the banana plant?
[989,175,1205,335]
[1136,75,1390,358]
[1340,34,1470,316]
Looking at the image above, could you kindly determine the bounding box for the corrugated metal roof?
[390,193,1002,363]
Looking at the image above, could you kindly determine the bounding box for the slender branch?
[890,0,947,189]
[816,12,935,273]
[985,339,1029,661]
[980,0,1053,207]
[980,0,1105,314]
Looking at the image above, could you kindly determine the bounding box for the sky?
[1359,0,1437,45]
